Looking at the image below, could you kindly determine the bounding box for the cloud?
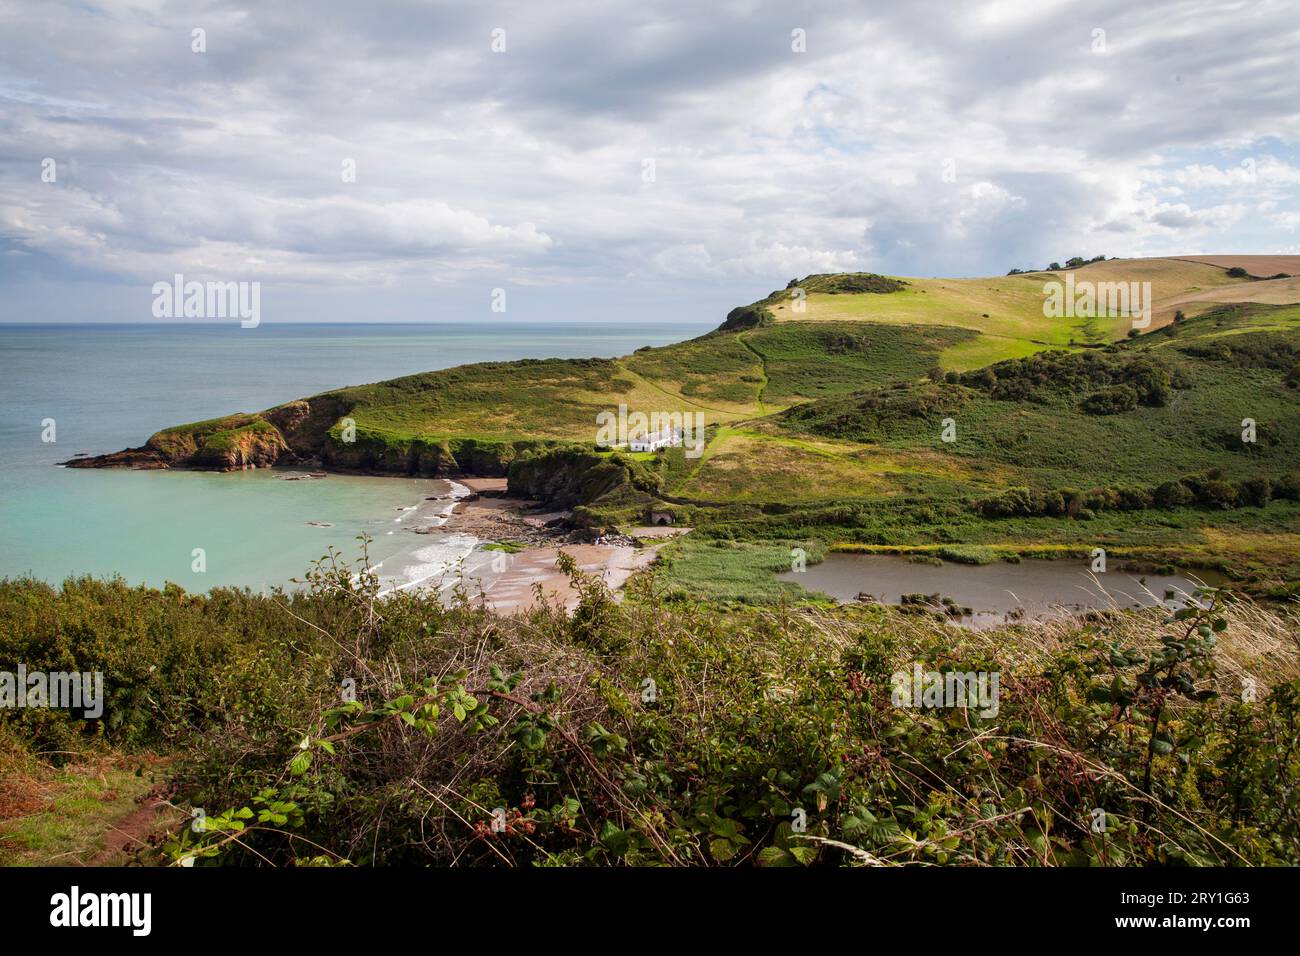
[0,0,1297,321]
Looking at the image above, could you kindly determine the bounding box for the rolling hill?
[70,255,1300,595]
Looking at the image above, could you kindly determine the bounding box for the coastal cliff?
[65,393,561,477]
[64,412,291,472]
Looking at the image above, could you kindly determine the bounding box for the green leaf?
[789,845,819,865]
[757,846,794,867]
[289,750,312,777]
[516,724,547,750]
[709,837,738,862]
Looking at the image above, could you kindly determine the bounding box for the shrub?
[1083,487,1121,511]
[1237,477,1272,507]
[1197,479,1239,510]
[1082,384,1138,415]
[5,555,1300,868]
[936,545,997,565]
[1274,473,1300,501]
[1117,486,1153,510]
[1153,480,1194,508]
[717,304,775,332]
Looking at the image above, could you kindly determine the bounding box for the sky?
[1,0,1298,324]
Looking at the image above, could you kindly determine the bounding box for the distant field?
[768,258,1252,368]
[1174,254,1300,276]
[1155,275,1300,326]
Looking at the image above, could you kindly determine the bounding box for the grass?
[672,429,890,502]
[652,538,829,604]
[623,307,1300,601]
[140,322,981,465]
[0,741,166,866]
[773,310,1300,492]
[482,541,527,553]
[936,544,999,565]
[764,258,1254,367]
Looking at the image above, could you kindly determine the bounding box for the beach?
[372,476,678,611]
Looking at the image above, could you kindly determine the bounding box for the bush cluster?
[949,350,1180,410]
[975,471,1300,518]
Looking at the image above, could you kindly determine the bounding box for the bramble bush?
[2,544,1298,866]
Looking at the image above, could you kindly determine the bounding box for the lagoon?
[779,553,1229,627]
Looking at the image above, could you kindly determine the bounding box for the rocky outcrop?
[64,405,310,473]
[188,424,289,470]
[265,396,353,457]
[507,447,648,508]
[65,416,290,472]
[321,435,555,477]
[63,446,173,469]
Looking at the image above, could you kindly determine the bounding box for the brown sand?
[628,525,692,539]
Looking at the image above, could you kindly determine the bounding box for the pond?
[777,553,1229,628]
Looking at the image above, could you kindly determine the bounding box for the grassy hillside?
[76,256,1300,597]
[760,258,1261,368]
[92,255,1291,464]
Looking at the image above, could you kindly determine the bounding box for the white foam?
[372,481,486,597]
[378,531,479,596]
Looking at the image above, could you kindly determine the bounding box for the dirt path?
[87,784,174,865]
[738,331,770,414]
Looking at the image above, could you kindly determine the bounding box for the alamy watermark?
[596,403,706,458]
[50,886,150,936]
[891,663,1000,718]
[1042,272,1152,329]
[1,664,104,718]
[152,273,260,328]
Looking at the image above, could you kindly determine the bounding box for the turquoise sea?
[0,321,708,591]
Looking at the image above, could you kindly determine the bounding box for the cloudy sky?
[1,0,1298,323]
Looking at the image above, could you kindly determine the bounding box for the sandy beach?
[373,476,678,611]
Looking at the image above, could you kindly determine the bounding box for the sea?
[0,321,708,592]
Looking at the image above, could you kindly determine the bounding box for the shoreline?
[372,476,675,612]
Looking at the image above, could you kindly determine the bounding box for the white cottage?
[629,429,681,452]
